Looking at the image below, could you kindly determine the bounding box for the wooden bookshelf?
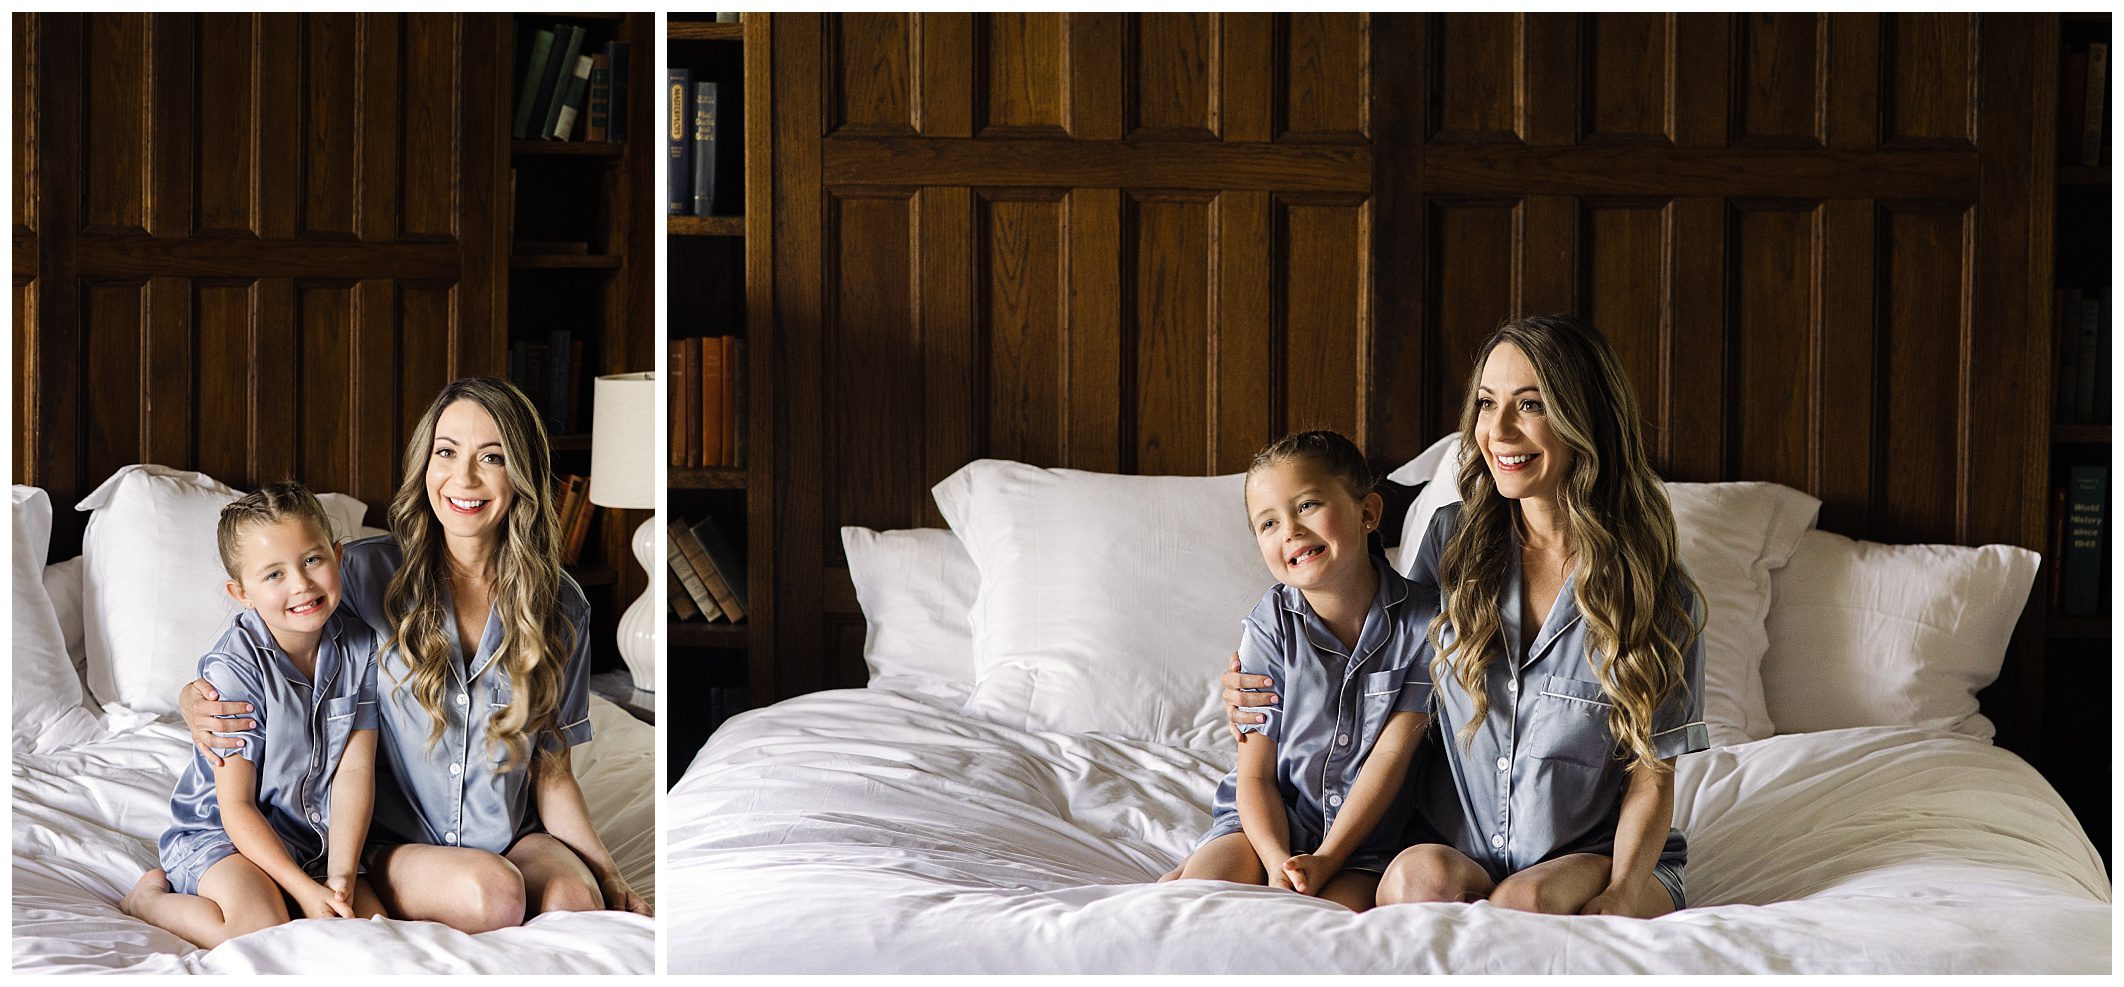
[666,13,773,782]
[2040,11,2111,866]
[501,12,657,680]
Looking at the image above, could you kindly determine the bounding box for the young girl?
[1222,315,1707,917]
[121,482,385,946]
[1170,430,1440,912]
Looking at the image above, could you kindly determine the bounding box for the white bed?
[663,448,2111,974]
[10,474,655,975]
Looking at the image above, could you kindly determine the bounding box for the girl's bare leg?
[1316,870,1383,912]
[504,832,605,917]
[349,876,388,919]
[367,843,526,933]
[120,858,290,949]
[1375,843,1497,905]
[1175,832,1269,884]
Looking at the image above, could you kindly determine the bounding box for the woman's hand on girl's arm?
[178,679,256,766]
[532,745,654,917]
[1220,652,1280,741]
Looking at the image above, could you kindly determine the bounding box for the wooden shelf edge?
[667,215,747,237]
[668,22,744,41]
[669,621,750,648]
[670,466,749,489]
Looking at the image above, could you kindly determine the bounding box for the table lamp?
[589,372,659,692]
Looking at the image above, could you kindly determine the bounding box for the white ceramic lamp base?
[616,515,658,692]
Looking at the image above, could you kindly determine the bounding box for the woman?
[1221,314,1707,917]
[179,377,650,931]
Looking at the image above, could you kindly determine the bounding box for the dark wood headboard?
[753,14,2054,757]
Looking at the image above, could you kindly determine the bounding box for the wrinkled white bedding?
[665,685,2109,974]
[12,697,654,974]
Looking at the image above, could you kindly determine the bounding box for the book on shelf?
[2059,288,2084,422]
[2051,484,2069,611]
[725,336,744,468]
[669,338,689,468]
[2083,42,2109,169]
[546,328,574,432]
[716,13,740,23]
[675,515,744,622]
[585,53,612,142]
[669,570,701,621]
[689,513,749,620]
[509,335,582,435]
[512,27,557,140]
[693,81,720,216]
[667,515,724,620]
[552,473,598,565]
[539,24,588,143]
[605,41,631,143]
[667,67,693,215]
[550,54,594,141]
[2077,289,2104,424]
[2062,464,2108,617]
[701,334,725,468]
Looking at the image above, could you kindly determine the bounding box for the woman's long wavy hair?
[1428,315,1704,774]
[382,376,571,771]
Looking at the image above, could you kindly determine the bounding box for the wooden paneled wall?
[15,13,507,557]
[764,13,2050,753]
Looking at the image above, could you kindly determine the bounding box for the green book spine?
[539,24,586,142]
[551,54,593,141]
[512,28,557,140]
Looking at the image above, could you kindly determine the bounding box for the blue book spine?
[605,42,631,143]
[2063,464,2108,616]
[667,68,692,215]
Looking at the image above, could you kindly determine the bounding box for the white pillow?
[1760,529,2037,739]
[840,526,978,688]
[1388,434,1466,578]
[13,487,100,753]
[74,465,371,715]
[933,461,1268,749]
[1386,435,1818,746]
[43,555,89,682]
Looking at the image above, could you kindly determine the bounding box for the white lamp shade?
[589,372,657,509]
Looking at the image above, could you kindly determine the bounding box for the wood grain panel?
[979,191,1067,465]
[350,279,394,509]
[1430,13,1518,143]
[918,13,973,139]
[1221,14,1272,144]
[1585,13,1669,142]
[256,15,300,241]
[1427,199,1516,432]
[1581,201,1668,449]
[196,13,257,236]
[1883,13,1974,148]
[399,283,454,456]
[1214,189,1270,473]
[146,14,194,239]
[1824,13,1880,151]
[829,13,915,137]
[980,12,1066,138]
[142,276,192,467]
[1130,192,1214,475]
[84,15,148,234]
[1814,199,1876,534]
[1728,202,1816,490]
[196,280,255,485]
[407,15,468,241]
[356,14,400,244]
[1066,187,1124,472]
[1066,14,1124,141]
[14,278,35,483]
[1283,13,1368,143]
[1736,13,1822,147]
[298,283,355,494]
[919,186,977,526]
[827,191,920,532]
[1419,145,1975,200]
[1280,194,1369,443]
[81,281,146,484]
[303,14,358,238]
[1665,197,1726,480]
[14,13,35,238]
[1670,14,1730,148]
[1874,204,1967,545]
[1132,13,1217,141]
[252,277,298,497]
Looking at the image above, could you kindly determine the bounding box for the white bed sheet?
[12,696,654,974]
[665,686,2110,974]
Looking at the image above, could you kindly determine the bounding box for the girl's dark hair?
[215,480,337,579]
[1246,429,1375,501]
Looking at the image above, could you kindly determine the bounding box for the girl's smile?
[1245,461,1379,594]
[224,517,343,650]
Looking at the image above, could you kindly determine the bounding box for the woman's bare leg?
[1175,832,1269,885]
[505,832,605,917]
[1375,843,1497,905]
[121,859,290,949]
[1487,852,1613,915]
[367,844,526,933]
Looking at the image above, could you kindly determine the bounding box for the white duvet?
[665,684,2110,974]
[12,697,655,974]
